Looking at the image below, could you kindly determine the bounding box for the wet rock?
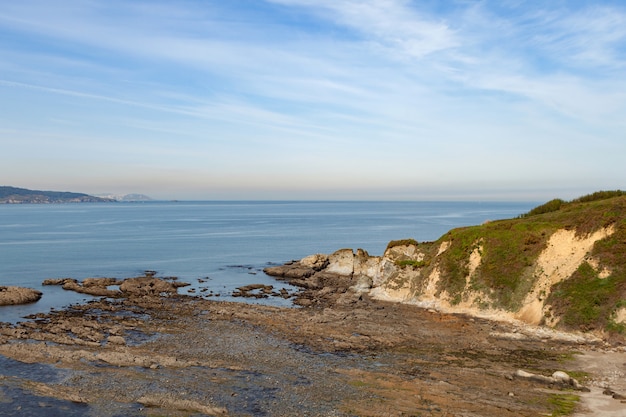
[0,286,42,306]
[137,394,227,415]
[27,381,88,404]
[62,279,120,297]
[264,263,316,279]
[119,277,180,297]
[82,277,120,288]
[107,335,126,346]
[42,278,76,286]
[232,284,275,298]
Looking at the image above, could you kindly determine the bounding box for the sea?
[0,200,537,323]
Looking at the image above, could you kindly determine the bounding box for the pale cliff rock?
[516,226,615,325]
[277,224,618,332]
[326,249,355,276]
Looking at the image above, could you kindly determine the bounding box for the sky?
[1,0,625,201]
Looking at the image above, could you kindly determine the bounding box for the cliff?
[267,191,626,340]
[0,186,114,204]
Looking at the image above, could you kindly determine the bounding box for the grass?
[390,192,626,338]
[549,262,621,331]
[435,219,553,310]
[386,239,419,250]
[395,259,429,268]
[548,393,580,416]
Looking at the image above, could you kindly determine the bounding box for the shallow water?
[0,356,94,417]
[0,201,536,323]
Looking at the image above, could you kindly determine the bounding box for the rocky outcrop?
[0,286,42,306]
[43,275,189,298]
[266,221,622,338]
[265,249,373,307]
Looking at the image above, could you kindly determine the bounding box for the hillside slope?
[0,186,113,203]
[376,192,625,336]
[269,191,626,340]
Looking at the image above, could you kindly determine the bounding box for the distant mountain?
[0,186,115,204]
[96,193,152,202]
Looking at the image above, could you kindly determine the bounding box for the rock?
[42,278,76,286]
[326,249,355,276]
[264,264,316,279]
[294,298,313,307]
[61,279,121,297]
[0,286,42,306]
[551,371,571,384]
[300,254,329,270]
[232,284,274,298]
[514,369,586,391]
[119,277,179,297]
[107,335,126,346]
[137,394,227,415]
[354,249,381,279]
[336,291,362,306]
[351,275,373,293]
[82,277,120,287]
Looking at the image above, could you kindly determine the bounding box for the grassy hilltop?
[382,191,626,339]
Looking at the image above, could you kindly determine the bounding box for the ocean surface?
[0,200,536,323]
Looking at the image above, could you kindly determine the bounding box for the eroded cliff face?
[286,224,621,335]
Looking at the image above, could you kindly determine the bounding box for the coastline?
[1,274,624,416]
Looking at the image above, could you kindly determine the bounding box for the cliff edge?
[266,191,626,341]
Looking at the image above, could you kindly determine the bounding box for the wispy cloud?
[267,0,459,58]
[1,0,625,199]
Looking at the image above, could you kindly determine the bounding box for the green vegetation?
[520,190,626,218]
[548,393,580,416]
[386,239,419,250]
[571,190,626,203]
[393,191,626,337]
[395,259,429,268]
[521,198,565,217]
[0,185,112,203]
[549,262,623,331]
[437,220,551,310]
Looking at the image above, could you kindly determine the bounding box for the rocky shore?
[0,286,42,306]
[0,267,625,416]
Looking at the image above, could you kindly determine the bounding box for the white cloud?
[267,0,459,58]
[1,0,625,199]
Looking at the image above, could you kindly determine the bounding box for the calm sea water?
[0,201,536,322]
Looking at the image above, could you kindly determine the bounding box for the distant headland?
[0,186,151,204]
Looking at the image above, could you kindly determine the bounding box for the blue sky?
[1,0,625,200]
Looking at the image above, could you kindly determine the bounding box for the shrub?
[520,199,565,217]
[386,239,419,250]
[571,190,626,204]
[521,190,626,218]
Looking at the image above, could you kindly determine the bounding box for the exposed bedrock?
[0,286,42,306]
